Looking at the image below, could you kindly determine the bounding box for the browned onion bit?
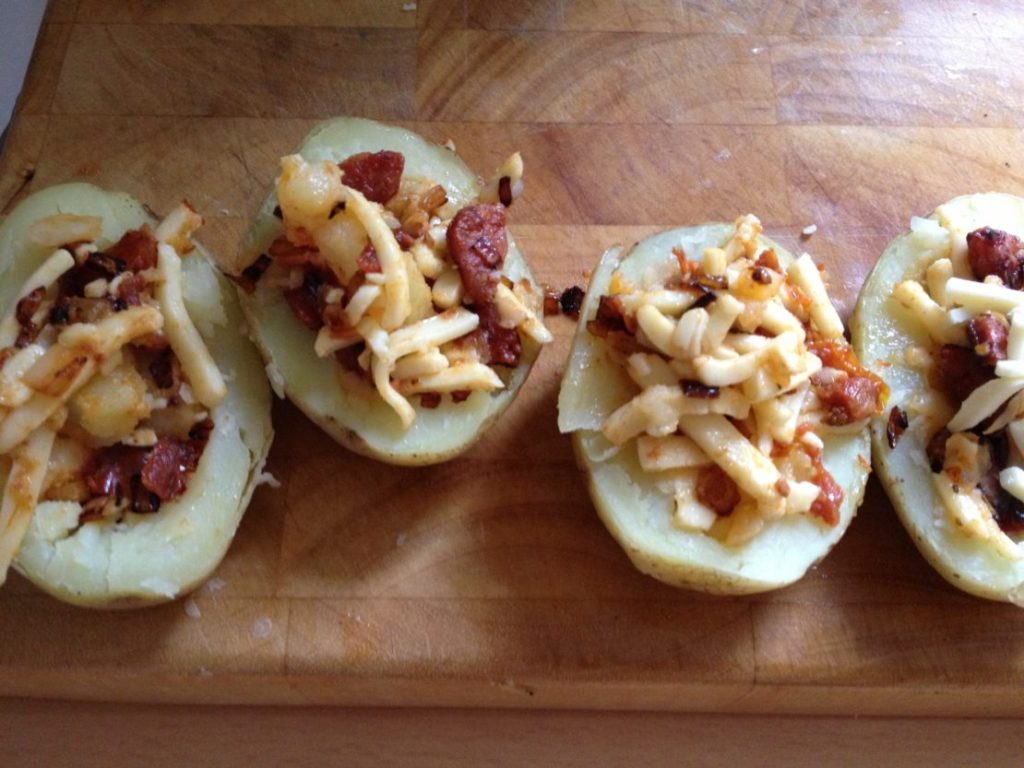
[682,380,721,399]
[559,286,585,318]
[886,405,909,449]
[498,176,513,207]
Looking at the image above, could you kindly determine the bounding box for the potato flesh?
[559,224,870,594]
[238,117,542,465]
[0,183,273,607]
[852,193,1024,602]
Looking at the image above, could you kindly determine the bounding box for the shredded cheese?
[155,244,226,409]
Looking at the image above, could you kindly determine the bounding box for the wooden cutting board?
[3,0,1024,716]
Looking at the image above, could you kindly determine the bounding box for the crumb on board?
[801,224,818,238]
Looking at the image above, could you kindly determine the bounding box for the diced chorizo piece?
[446,204,508,305]
[966,227,1024,287]
[451,390,471,403]
[933,343,993,402]
[339,150,405,204]
[966,311,1009,366]
[141,436,201,501]
[813,373,886,426]
[696,464,740,516]
[476,303,521,367]
[105,227,158,272]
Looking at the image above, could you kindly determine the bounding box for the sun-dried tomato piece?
[340,150,405,204]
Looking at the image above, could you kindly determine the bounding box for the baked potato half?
[853,193,1024,602]
[559,218,879,594]
[0,183,273,607]
[233,117,550,465]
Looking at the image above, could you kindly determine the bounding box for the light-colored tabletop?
[3,1,1024,763]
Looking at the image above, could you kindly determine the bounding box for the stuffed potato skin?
[0,183,273,608]
[559,223,871,594]
[236,117,545,466]
[852,193,1024,603]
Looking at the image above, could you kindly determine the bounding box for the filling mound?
[237,148,551,429]
[590,215,884,546]
[892,219,1024,559]
[0,204,224,581]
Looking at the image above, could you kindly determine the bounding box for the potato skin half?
[558,223,870,594]
[236,117,544,466]
[852,193,1024,603]
[0,183,273,608]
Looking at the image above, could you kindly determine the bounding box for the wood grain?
[416,30,776,124]
[5,699,1024,768]
[5,0,1024,725]
[53,25,416,118]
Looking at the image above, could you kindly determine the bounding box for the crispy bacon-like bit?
[806,332,887,421]
[16,286,45,327]
[357,243,382,274]
[149,347,183,393]
[116,273,149,307]
[419,393,441,409]
[339,150,405,204]
[696,464,740,516]
[141,435,202,502]
[334,343,366,373]
[14,286,46,347]
[926,427,950,472]
[809,451,843,526]
[559,286,585,318]
[394,229,415,250]
[451,389,471,403]
[886,405,909,449]
[933,343,993,402]
[682,380,720,399]
[813,373,886,426]
[284,269,333,331]
[268,234,319,267]
[542,286,560,316]
[235,254,272,293]
[966,311,1009,366]
[976,433,1024,533]
[966,227,1024,288]
[105,227,158,272]
[84,445,146,503]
